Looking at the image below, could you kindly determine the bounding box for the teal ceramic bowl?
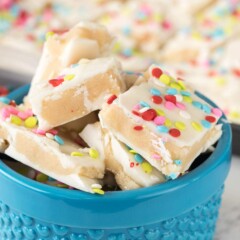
[0,85,232,240]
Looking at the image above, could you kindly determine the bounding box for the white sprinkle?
[179,110,191,119]
[176,94,183,102]
[139,107,150,113]
[46,133,54,139]
[91,184,102,189]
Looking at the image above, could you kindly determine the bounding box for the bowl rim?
[0,85,232,202]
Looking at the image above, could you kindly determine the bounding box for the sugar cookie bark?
[0,102,104,193]
[80,122,165,190]
[29,57,125,130]
[100,65,222,178]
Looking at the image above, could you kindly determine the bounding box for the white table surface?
[215,155,240,239]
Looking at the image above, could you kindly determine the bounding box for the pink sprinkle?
[176,102,186,110]
[48,129,58,135]
[18,111,32,120]
[132,104,141,111]
[153,116,166,125]
[212,108,222,117]
[165,101,175,110]
[8,106,19,115]
[33,129,46,135]
[152,154,161,160]
[1,108,10,120]
[162,21,172,30]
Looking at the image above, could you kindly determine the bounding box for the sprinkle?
[212,108,223,117]
[202,104,211,114]
[92,188,105,195]
[33,129,46,135]
[46,133,54,139]
[177,81,186,90]
[165,101,175,110]
[179,110,191,119]
[157,125,169,133]
[166,88,178,95]
[175,94,183,102]
[18,111,32,120]
[48,129,58,135]
[24,116,38,128]
[150,88,161,96]
[54,135,64,145]
[129,149,138,154]
[89,148,99,159]
[1,108,10,120]
[169,173,178,180]
[152,154,161,160]
[64,74,75,81]
[10,115,22,126]
[49,78,64,87]
[151,67,163,78]
[164,95,176,104]
[142,109,157,121]
[141,162,153,174]
[156,109,165,116]
[183,96,192,103]
[36,173,48,182]
[45,31,54,40]
[159,74,171,85]
[174,160,182,166]
[205,116,216,123]
[169,128,181,137]
[107,95,117,104]
[192,122,203,132]
[170,82,181,90]
[0,97,10,105]
[164,119,172,127]
[175,121,186,130]
[152,95,162,104]
[91,184,102,189]
[132,110,141,117]
[134,154,144,163]
[153,116,166,125]
[176,102,186,110]
[140,101,150,108]
[71,151,84,157]
[201,120,211,129]
[130,162,134,168]
[192,101,202,109]
[139,107,150,113]
[134,125,143,131]
[8,106,19,115]
[180,90,191,96]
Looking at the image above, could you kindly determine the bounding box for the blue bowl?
[0,85,232,240]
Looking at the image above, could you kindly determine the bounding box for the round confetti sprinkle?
[169,128,181,137]
[49,78,64,87]
[132,110,141,117]
[134,125,143,131]
[169,173,178,180]
[202,104,211,114]
[89,148,99,159]
[36,173,48,182]
[154,116,166,125]
[179,110,191,119]
[166,88,178,95]
[175,94,183,102]
[54,135,64,145]
[10,115,22,126]
[212,108,222,117]
[180,90,191,96]
[64,74,75,81]
[164,119,172,127]
[152,68,163,78]
[142,109,157,121]
[175,121,186,130]
[159,74,171,85]
[24,116,38,128]
[107,94,117,104]
[165,101,175,110]
[192,101,202,109]
[129,149,138,154]
[140,101,150,108]
[130,162,134,168]
[46,133,54,139]
[174,160,182,166]
[0,97,10,105]
[164,95,176,104]
[150,88,161,96]
[157,125,169,133]
[183,96,192,103]
[176,102,186,110]
[170,82,181,90]
[141,162,153,174]
[152,154,161,160]
[201,120,211,128]
[192,122,203,132]
[152,95,162,104]
[156,109,165,116]
[92,188,105,195]
[134,154,144,163]
[71,151,84,157]
[205,115,216,123]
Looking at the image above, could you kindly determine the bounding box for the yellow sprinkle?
[156,109,165,116]
[129,149,138,154]
[177,80,186,90]
[24,116,38,128]
[170,82,181,90]
[45,31,55,40]
[183,96,192,103]
[10,116,22,126]
[89,148,99,159]
[164,119,172,127]
[113,42,121,53]
[153,13,163,22]
[141,162,153,174]
[64,74,75,81]
[229,111,240,119]
[159,74,171,85]
[214,77,226,86]
[192,31,201,40]
[71,151,84,157]
[92,188,105,195]
[192,122,203,132]
[175,121,186,130]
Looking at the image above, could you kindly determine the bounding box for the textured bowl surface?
[0,85,232,240]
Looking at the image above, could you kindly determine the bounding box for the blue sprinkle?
[202,104,211,114]
[174,160,182,166]
[122,26,131,35]
[134,154,144,163]
[192,101,202,109]
[122,48,132,57]
[166,88,178,95]
[150,88,161,96]
[180,90,191,97]
[201,120,211,129]
[156,126,169,133]
[169,173,178,180]
[54,135,64,145]
[0,97,11,105]
[140,101,150,108]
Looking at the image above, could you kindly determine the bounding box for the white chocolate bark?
[80,122,165,190]
[100,65,222,178]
